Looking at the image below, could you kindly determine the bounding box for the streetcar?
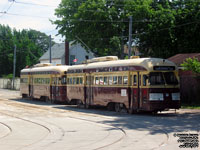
[20,64,70,103]
[66,56,180,113]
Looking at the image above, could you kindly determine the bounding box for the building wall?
[69,43,94,65]
[179,70,200,104]
[40,43,94,65]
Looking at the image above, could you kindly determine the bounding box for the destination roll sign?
[153,66,175,71]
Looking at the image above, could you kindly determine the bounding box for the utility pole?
[128,16,132,59]
[49,35,52,63]
[12,44,16,90]
[121,29,124,59]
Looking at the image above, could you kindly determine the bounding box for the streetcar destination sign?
[153,66,175,71]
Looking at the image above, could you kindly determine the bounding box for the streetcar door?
[29,75,33,98]
[130,72,140,111]
[51,75,58,101]
[138,72,142,109]
[85,73,93,107]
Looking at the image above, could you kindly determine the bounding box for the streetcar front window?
[149,72,164,85]
[163,72,178,85]
[149,72,178,85]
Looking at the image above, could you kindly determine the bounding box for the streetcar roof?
[68,58,178,71]
[21,65,70,73]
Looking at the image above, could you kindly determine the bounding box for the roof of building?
[40,42,76,60]
[168,53,200,66]
[40,43,65,60]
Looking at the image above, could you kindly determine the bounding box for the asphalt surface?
[0,89,199,150]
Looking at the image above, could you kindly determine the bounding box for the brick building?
[168,53,200,104]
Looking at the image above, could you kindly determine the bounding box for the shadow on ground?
[11,97,200,136]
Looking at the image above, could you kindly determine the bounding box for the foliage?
[53,0,200,58]
[2,74,13,79]
[0,24,54,77]
[181,58,200,74]
[181,104,200,109]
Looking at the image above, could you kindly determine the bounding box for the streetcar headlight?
[149,93,164,101]
[172,93,180,100]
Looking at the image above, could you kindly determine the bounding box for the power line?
[0,1,14,17]
[12,0,57,8]
[0,12,55,19]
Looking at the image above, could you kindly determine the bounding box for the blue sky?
[0,0,64,43]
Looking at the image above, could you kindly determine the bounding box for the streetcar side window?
[69,78,72,84]
[99,77,103,85]
[113,76,117,85]
[123,76,128,85]
[76,77,80,84]
[108,76,113,85]
[133,75,137,86]
[47,78,50,84]
[118,76,122,85]
[104,77,108,85]
[95,77,99,85]
[73,77,76,85]
[80,77,83,85]
[143,75,148,86]
[61,76,66,85]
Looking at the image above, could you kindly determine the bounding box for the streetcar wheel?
[107,103,114,111]
[22,94,28,98]
[114,103,121,112]
[85,103,90,109]
[77,100,84,108]
[45,97,52,104]
[128,109,134,114]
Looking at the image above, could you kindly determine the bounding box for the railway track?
[0,122,12,139]
[0,97,127,150]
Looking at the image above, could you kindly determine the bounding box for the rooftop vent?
[33,63,52,67]
[84,56,118,64]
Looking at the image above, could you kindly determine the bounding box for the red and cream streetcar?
[66,56,180,113]
[20,56,181,113]
[20,64,70,103]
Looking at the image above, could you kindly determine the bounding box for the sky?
[0,0,64,43]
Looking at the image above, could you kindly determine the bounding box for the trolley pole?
[12,44,16,90]
[128,16,132,59]
[49,35,52,63]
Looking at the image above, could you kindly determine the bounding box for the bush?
[181,58,200,74]
[2,74,13,79]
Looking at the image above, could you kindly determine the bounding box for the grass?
[181,103,200,109]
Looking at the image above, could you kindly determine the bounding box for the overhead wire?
[13,0,57,8]
[0,1,14,17]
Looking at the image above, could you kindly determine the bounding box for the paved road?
[0,89,199,150]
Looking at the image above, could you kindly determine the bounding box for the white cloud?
[0,0,63,43]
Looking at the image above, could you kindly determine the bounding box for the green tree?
[54,0,128,57]
[181,58,200,74]
[0,24,54,77]
[53,0,200,58]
